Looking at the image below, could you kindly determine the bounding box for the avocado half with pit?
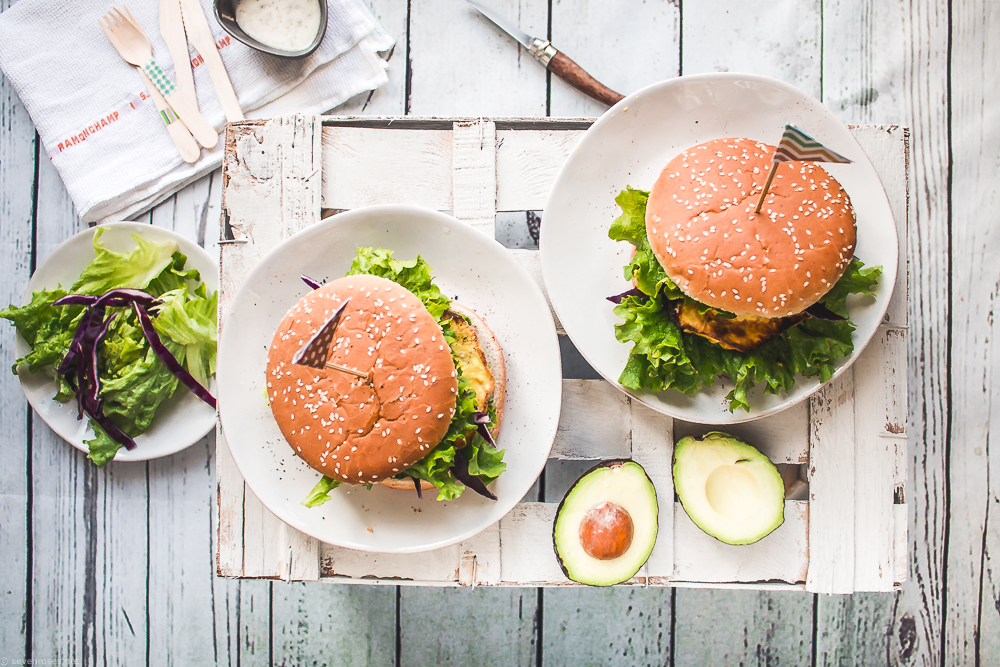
[553,460,658,586]
[673,432,784,545]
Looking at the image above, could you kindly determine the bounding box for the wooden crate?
[216,115,909,593]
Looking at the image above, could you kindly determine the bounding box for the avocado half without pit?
[553,460,658,586]
[673,432,785,545]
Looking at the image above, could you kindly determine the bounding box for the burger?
[608,137,882,411]
[265,248,506,505]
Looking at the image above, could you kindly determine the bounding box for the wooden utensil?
[99,7,219,148]
[157,0,197,106]
[116,6,199,163]
[178,0,244,122]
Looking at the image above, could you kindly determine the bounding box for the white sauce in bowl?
[236,0,322,53]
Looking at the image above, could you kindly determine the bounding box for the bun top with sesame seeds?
[645,137,857,319]
[266,274,458,486]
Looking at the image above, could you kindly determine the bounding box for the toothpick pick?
[324,362,368,379]
[754,161,779,214]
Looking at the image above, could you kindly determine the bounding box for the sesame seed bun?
[645,137,856,318]
[266,274,458,485]
[378,301,505,492]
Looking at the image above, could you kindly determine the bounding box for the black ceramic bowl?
[214,0,328,58]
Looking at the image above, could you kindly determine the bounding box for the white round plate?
[541,73,898,424]
[15,222,219,461]
[217,205,562,553]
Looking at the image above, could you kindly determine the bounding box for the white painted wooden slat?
[508,248,563,334]
[673,501,809,585]
[852,331,898,592]
[806,371,856,594]
[552,379,631,460]
[498,502,569,585]
[321,127,453,210]
[630,401,675,582]
[0,11,34,648]
[457,523,501,587]
[321,543,460,582]
[408,0,547,116]
[946,1,1000,660]
[495,129,585,210]
[674,403,810,464]
[451,119,497,237]
[219,115,324,581]
[682,0,822,99]
[548,0,679,117]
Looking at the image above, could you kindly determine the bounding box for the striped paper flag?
[773,125,852,163]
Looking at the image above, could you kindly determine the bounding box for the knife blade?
[159,0,197,107]
[467,0,625,107]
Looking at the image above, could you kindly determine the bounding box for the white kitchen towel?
[0,0,393,223]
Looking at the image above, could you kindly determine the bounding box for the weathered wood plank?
[271,582,396,665]
[0,1,34,649]
[408,0,548,115]
[946,0,1000,663]
[549,0,680,117]
[682,0,822,98]
[673,404,810,464]
[814,592,896,667]
[672,588,814,667]
[822,0,947,658]
[400,587,537,666]
[336,0,408,117]
[452,119,497,237]
[630,401,675,582]
[543,587,672,666]
[28,156,149,665]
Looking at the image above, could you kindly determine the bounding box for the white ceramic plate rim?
[216,205,562,553]
[15,221,219,461]
[541,72,898,424]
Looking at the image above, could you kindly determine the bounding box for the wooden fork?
[99,6,218,149]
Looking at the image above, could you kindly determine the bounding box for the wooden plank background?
[0,0,993,665]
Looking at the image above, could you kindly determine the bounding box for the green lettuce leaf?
[85,423,124,467]
[347,247,451,319]
[608,189,881,412]
[303,476,342,507]
[151,285,218,387]
[70,228,177,296]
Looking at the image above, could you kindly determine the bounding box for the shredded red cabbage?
[607,287,648,304]
[450,454,498,501]
[472,412,498,450]
[132,303,217,409]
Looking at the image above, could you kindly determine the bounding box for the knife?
[178,0,245,122]
[160,0,197,107]
[468,0,624,107]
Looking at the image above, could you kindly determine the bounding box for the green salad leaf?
[608,188,882,412]
[1,229,217,465]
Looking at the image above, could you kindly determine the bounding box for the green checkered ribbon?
[142,60,176,98]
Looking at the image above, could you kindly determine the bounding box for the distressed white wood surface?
[0,0,33,650]
[223,118,907,593]
[3,0,980,660]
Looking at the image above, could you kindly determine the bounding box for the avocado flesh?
[673,432,784,545]
[553,461,658,586]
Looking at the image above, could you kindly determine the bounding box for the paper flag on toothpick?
[755,125,853,213]
[292,297,368,379]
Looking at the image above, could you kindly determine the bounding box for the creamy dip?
[236,0,322,52]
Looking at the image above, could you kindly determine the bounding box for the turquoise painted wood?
[0,0,991,664]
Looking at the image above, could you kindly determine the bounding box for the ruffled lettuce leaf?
[70,228,177,296]
[608,188,881,412]
[347,247,451,320]
[151,284,218,387]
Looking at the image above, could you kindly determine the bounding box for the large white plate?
[15,222,219,461]
[541,73,898,424]
[217,205,562,553]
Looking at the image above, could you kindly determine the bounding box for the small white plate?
[216,205,562,553]
[541,73,898,424]
[15,222,219,461]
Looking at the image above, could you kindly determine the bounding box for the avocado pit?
[579,502,634,560]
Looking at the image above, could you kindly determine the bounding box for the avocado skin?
[552,459,659,586]
[673,432,785,546]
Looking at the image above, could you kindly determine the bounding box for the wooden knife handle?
[548,51,624,107]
